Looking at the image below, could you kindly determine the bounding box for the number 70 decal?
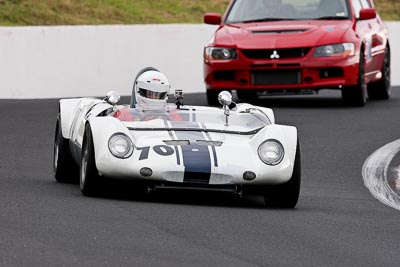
[136,145,175,160]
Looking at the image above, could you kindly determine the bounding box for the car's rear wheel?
[206,89,222,106]
[263,139,301,208]
[367,46,391,100]
[54,114,78,183]
[80,124,103,196]
[236,90,257,103]
[342,50,367,107]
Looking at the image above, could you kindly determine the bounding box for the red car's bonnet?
[213,20,353,49]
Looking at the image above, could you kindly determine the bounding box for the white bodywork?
[59,97,298,187]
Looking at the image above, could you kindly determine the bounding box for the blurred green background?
[0,0,398,26]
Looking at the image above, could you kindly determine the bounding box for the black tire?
[263,139,301,208]
[342,50,367,107]
[236,90,257,103]
[367,46,391,100]
[53,114,78,183]
[80,124,103,196]
[206,90,222,106]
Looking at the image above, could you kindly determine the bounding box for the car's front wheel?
[80,124,103,196]
[262,140,301,208]
[242,140,301,208]
[367,46,391,100]
[54,114,78,183]
[342,50,367,107]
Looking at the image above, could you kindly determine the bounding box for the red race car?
[204,0,391,106]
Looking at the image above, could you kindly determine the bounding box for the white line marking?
[362,139,400,211]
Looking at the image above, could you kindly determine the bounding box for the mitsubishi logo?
[270,50,280,59]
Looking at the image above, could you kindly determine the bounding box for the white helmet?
[132,68,170,110]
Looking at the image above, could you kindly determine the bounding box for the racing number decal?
[153,145,174,156]
[137,145,174,160]
[137,146,150,160]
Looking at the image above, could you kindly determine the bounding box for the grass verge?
[0,0,398,26]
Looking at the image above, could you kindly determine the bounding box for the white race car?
[54,90,301,208]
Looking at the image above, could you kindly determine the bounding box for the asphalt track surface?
[1,88,400,266]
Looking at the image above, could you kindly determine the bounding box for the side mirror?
[105,91,120,106]
[359,8,377,20]
[218,91,232,106]
[204,13,222,25]
[218,91,233,126]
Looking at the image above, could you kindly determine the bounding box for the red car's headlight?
[313,43,355,57]
[204,47,238,61]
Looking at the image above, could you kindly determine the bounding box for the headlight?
[108,133,134,159]
[313,43,355,57]
[204,47,238,61]
[258,139,285,166]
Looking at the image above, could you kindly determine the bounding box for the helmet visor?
[138,88,167,100]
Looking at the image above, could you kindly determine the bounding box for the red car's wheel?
[236,90,257,103]
[367,46,391,100]
[342,50,367,107]
[206,89,222,106]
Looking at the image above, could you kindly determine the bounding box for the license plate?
[252,70,301,85]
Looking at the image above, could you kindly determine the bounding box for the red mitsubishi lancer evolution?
[204,0,391,106]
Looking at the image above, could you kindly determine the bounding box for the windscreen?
[113,106,270,133]
[225,0,350,23]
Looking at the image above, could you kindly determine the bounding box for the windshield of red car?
[225,0,350,23]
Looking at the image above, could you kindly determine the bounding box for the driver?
[133,67,170,110]
[247,0,284,19]
[115,67,183,121]
[260,0,282,9]
[258,0,282,15]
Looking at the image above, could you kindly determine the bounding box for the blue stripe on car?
[171,121,211,184]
